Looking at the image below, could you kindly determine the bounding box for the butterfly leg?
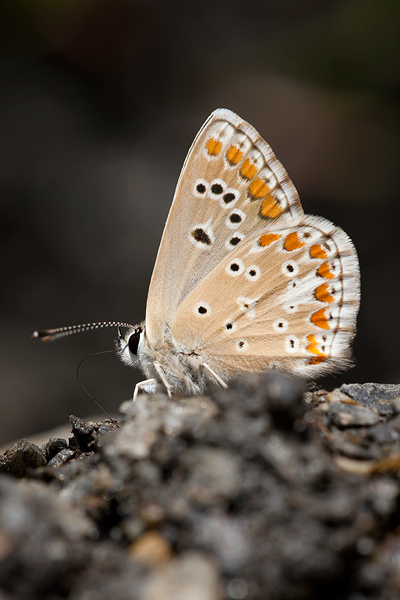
[133,378,158,401]
[154,361,174,399]
[201,363,228,389]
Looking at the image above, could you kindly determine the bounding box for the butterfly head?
[116,323,145,368]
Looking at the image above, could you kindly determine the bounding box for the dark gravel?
[2,373,400,599]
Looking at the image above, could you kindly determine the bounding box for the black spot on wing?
[192,228,211,245]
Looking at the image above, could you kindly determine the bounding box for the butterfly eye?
[128,327,142,355]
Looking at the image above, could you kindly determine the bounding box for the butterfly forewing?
[170,214,360,380]
[145,109,305,346]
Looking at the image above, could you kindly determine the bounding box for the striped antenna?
[32,321,134,343]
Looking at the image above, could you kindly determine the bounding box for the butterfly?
[33,109,360,399]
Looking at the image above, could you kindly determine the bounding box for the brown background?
[1,0,400,446]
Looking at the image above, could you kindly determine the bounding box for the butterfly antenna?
[32,321,134,343]
[32,322,133,424]
[76,351,120,426]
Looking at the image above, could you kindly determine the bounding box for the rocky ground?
[1,373,400,600]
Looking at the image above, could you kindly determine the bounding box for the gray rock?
[106,394,218,461]
[391,396,400,414]
[142,553,221,600]
[193,515,250,571]
[182,447,241,505]
[42,437,68,462]
[0,440,46,477]
[48,448,76,467]
[320,401,380,428]
[340,383,400,416]
[4,372,400,600]
[368,422,400,445]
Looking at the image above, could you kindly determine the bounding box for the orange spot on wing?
[205,138,222,156]
[315,283,334,304]
[226,145,243,165]
[317,262,335,279]
[240,158,258,179]
[260,196,283,219]
[310,244,328,259]
[311,308,330,330]
[306,334,321,354]
[310,355,327,365]
[248,177,270,199]
[258,233,282,247]
[284,232,305,251]
[306,334,327,363]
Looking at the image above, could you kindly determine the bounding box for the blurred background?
[1,0,400,446]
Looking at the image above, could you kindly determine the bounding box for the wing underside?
[145,109,304,345]
[170,215,360,379]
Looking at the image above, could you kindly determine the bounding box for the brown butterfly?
[33,109,360,398]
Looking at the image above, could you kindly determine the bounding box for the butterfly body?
[116,110,360,398]
[118,322,210,396]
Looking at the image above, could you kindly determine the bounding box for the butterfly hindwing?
[170,215,360,380]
